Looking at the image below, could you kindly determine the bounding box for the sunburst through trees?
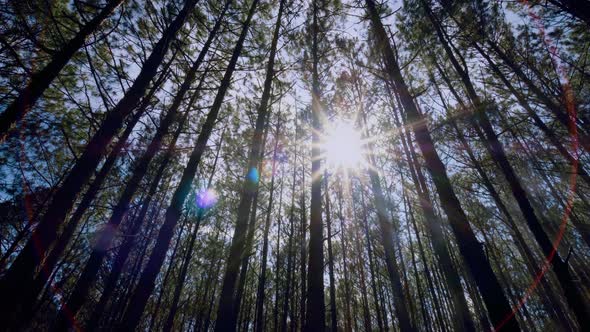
[0,0,589,331]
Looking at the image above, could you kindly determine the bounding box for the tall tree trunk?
[474,42,590,186]
[53,52,211,332]
[281,119,298,332]
[0,37,178,330]
[28,50,173,303]
[364,1,520,330]
[0,0,124,142]
[432,70,574,330]
[202,253,223,332]
[350,196,373,332]
[299,168,307,331]
[210,0,298,329]
[254,116,283,332]
[358,188,384,332]
[194,222,224,332]
[280,200,294,332]
[405,191,447,331]
[375,257,390,332]
[147,216,189,330]
[387,79,475,332]
[324,173,338,332]
[484,38,590,153]
[304,0,326,330]
[17,107,146,327]
[116,2,258,329]
[235,160,266,324]
[425,4,590,327]
[0,2,199,326]
[336,180,353,332]
[162,126,224,332]
[85,72,209,329]
[362,111,414,330]
[403,196,431,331]
[273,172,284,331]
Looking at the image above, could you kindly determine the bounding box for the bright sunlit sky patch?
[321,120,366,171]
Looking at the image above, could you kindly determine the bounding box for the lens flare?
[247,167,259,184]
[196,188,218,209]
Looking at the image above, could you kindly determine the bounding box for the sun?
[321,120,366,171]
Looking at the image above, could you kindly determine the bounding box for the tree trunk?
[162,126,224,332]
[336,181,353,332]
[426,4,590,327]
[0,0,124,142]
[362,115,414,330]
[364,1,520,330]
[0,2,198,326]
[53,51,211,332]
[281,137,298,332]
[474,43,590,185]
[433,68,574,330]
[358,188,384,332]
[324,173,338,332]
[273,173,285,331]
[254,116,283,332]
[85,72,209,329]
[19,108,146,326]
[116,2,257,329]
[404,196,431,331]
[485,39,590,153]
[350,196,373,332]
[304,0,326,330]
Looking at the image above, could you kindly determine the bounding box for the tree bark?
[324,173,338,332]
[116,1,258,329]
[0,0,124,142]
[254,117,283,332]
[426,3,590,327]
[364,1,520,330]
[0,2,198,327]
[304,0,326,330]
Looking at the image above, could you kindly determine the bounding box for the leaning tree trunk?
[0,0,124,142]
[425,3,590,327]
[117,1,258,329]
[53,41,212,332]
[16,106,146,327]
[0,39,177,329]
[364,1,520,330]
[432,71,573,329]
[28,51,174,304]
[85,71,210,330]
[386,80,476,332]
[361,100,414,331]
[484,39,590,153]
[0,2,198,327]
[163,130,223,332]
[93,3,232,324]
[251,5,287,329]
[212,0,288,329]
[475,43,590,197]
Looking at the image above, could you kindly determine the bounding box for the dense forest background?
[0,0,589,331]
